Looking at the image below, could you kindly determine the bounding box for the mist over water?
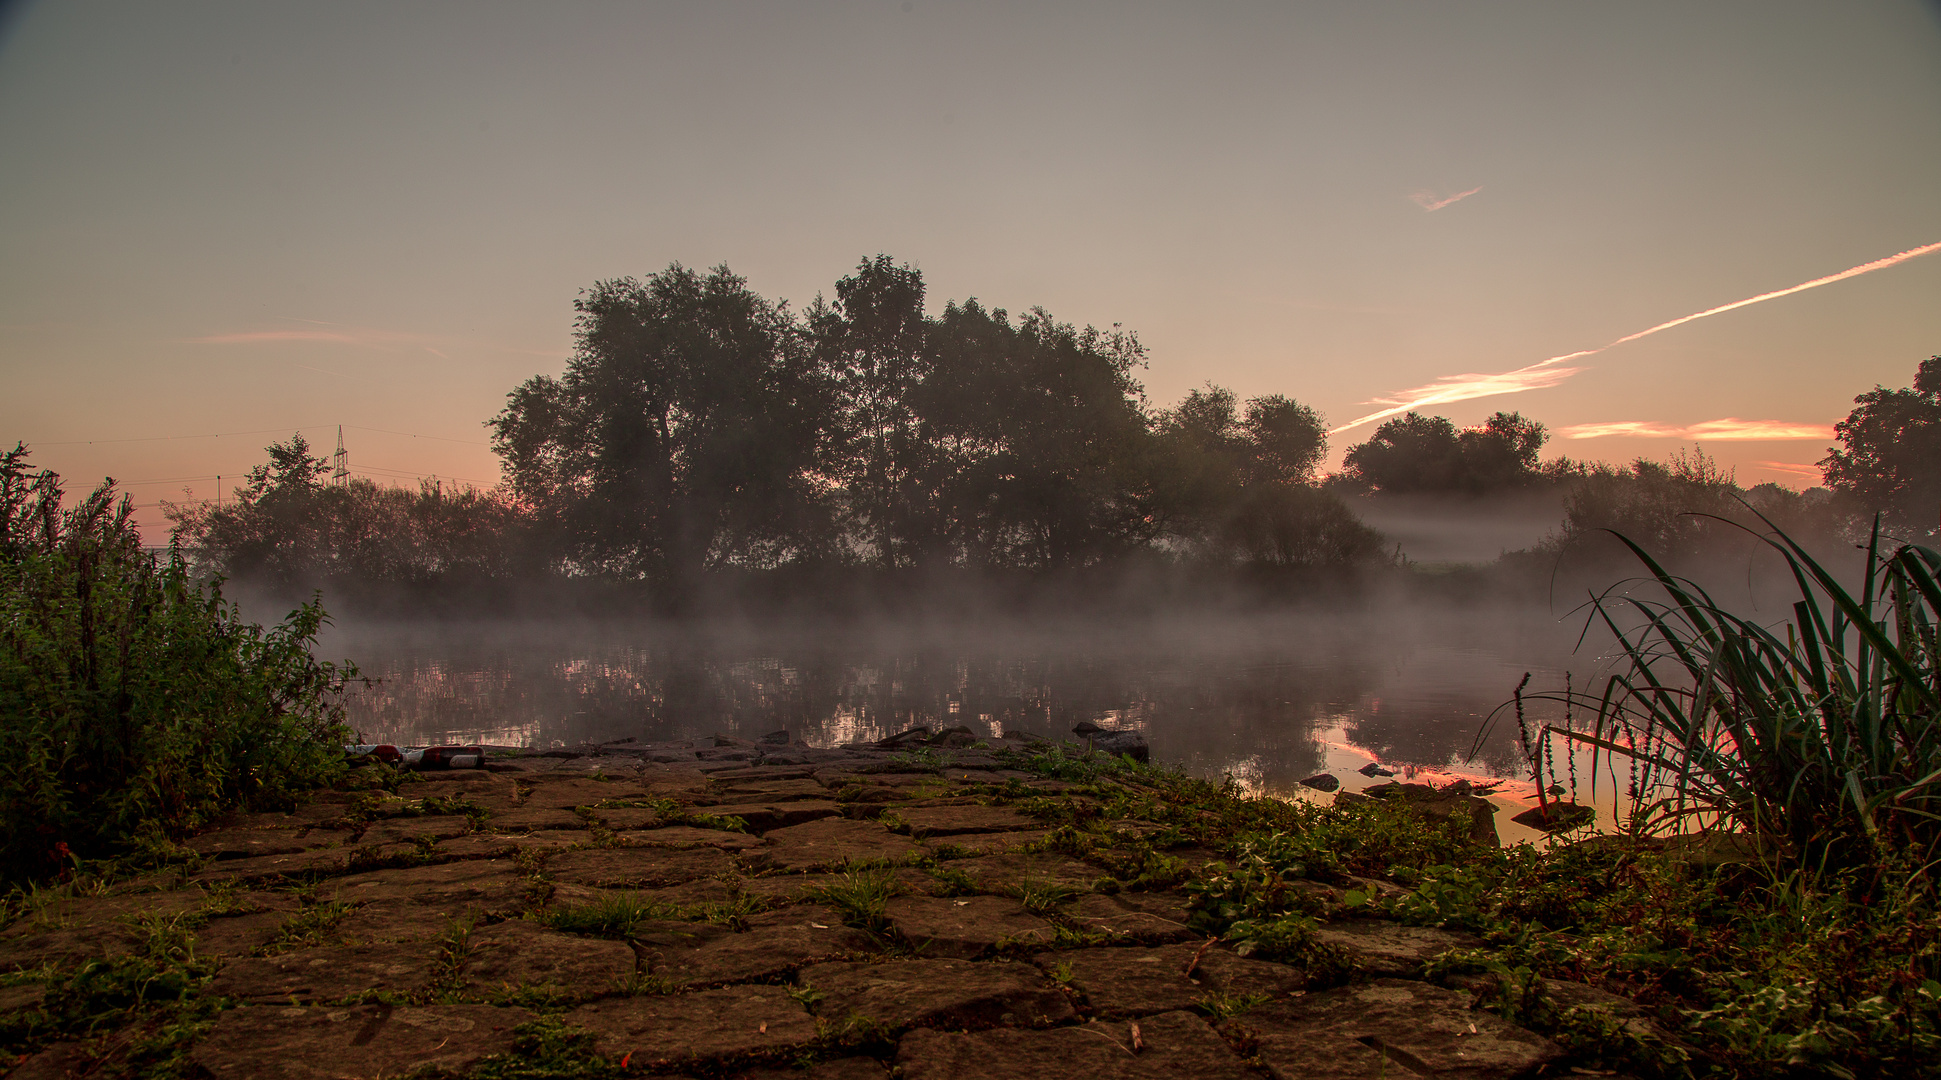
[320,603,1589,802]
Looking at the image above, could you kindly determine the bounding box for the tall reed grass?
[1,447,355,882]
[1531,510,1940,866]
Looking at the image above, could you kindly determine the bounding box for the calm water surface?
[321,609,1627,842]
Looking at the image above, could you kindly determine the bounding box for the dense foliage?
[0,447,354,881]
[1822,355,1941,542]
[1338,409,1556,493]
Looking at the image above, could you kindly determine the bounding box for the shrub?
[0,447,354,882]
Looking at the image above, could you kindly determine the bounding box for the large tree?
[916,301,1159,568]
[1821,356,1941,539]
[1341,410,1548,494]
[490,264,835,599]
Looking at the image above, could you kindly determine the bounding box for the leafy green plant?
[543,892,678,938]
[810,869,903,934]
[0,447,356,883]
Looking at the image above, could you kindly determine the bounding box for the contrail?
[1411,186,1482,212]
[1328,239,1941,436]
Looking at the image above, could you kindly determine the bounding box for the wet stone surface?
[0,738,1626,1079]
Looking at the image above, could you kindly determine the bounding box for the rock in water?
[1358,762,1395,777]
[1509,802,1596,833]
[759,729,792,745]
[1299,773,1340,793]
[1078,728,1149,763]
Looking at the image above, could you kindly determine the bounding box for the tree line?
[156,255,1939,606]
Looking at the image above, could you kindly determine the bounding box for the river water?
[321,607,1632,845]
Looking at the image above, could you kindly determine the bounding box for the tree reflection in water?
[324,612,1572,797]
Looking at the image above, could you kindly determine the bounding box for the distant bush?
[1,446,353,882]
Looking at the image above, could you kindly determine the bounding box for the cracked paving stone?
[357,817,472,845]
[206,943,441,1003]
[325,861,530,913]
[800,957,1074,1030]
[488,808,587,831]
[548,846,737,888]
[566,984,818,1066]
[1310,920,1483,978]
[935,828,1055,855]
[520,778,640,810]
[759,818,922,871]
[882,896,1054,958]
[616,825,769,852]
[0,925,144,971]
[710,778,832,801]
[593,807,664,829]
[193,911,294,957]
[190,847,351,883]
[895,1009,1246,1080]
[1034,944,1302,1018]
[638,904,880,988]
[703,800,843,832]
[550,878,739,910]
[894,805,1040,837]
[460,919,638,998]
[945,853,1100,891]
[1231,978,1563,1080]
[1070,893,1198,942]
[188,1003,533,1080]
[186,826,350,860]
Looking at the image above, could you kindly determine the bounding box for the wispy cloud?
[1410,186,1482,212]
[1755,460,1826,484]
[1557,418,1835,440]
[187,321,452,357]
[1328,239,1941,436]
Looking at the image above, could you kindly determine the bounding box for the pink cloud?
[1410,186,1482,211]
[1558,418,1835,441]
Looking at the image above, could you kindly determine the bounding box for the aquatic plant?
[1535,512,1941,864]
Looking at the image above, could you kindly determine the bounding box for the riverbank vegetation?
[0,448,356,883]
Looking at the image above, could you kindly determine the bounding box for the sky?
[2,0,1939,536]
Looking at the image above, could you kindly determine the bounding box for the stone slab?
[188,1003,532,1080]
[207,944,440,1003]
[594,807,664,830]
[934,829,1055,855]
[895,805,1039,837]
[520,778,635,810]
[186,826,347,860]
[548,846,736,888]
[567,984,818,1065]
[882,896,1054,958]
[1036,944,1302,1018]
[760,818,921,871]
[616,825,769,851]
[710,778,831,801]
[895,1009,1245,1080]
[705,800,843,832]
[1235,978,1563,1080]
[489,808,588,832]
[326,860,529,914]
[1310,920,1483,978]
[1070,893,1198,942]
[639,904,880,988]
[801,957,1074,1030]
[460,919,638,998]
[358,817,471,845]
